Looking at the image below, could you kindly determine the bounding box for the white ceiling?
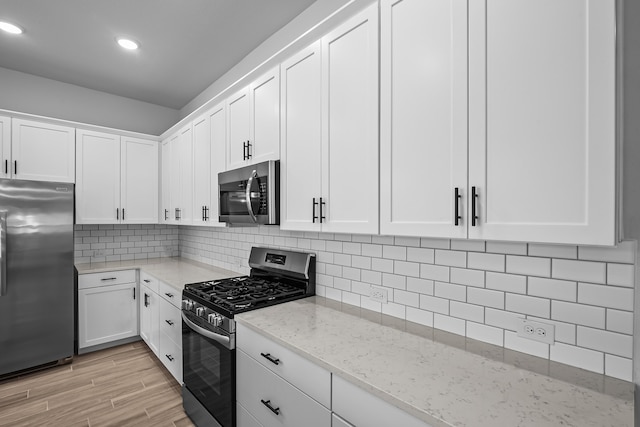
[0,0,317,110]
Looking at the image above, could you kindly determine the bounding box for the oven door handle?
[245,169,258,223]
[182,312,231,348]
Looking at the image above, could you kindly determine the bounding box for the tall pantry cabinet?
[380,0,616,245]
[281,4,379,234]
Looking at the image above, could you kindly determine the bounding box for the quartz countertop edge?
[235,298,633,427]
[75,257,241,290]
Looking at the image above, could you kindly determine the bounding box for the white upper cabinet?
[280,42,323,232]
[168,132,181,223]
[121,136,158,224]
[321,5,379,235]
[380,0,468,239]
[11,118,75,183]
[76,130,121,224]
[226,67,280,170]
[160,137,172,223]
[467,0,616,245]
[177,124,194,224]
[192,103,226,227]
[76,130,158,224]
[0,116,10,179]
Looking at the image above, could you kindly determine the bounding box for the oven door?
[182,311,235,427]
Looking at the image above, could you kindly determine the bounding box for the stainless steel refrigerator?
[0,179,75,377]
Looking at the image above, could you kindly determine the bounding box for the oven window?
[183,317,235,427]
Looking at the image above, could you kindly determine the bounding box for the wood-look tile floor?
[0,341,195,427]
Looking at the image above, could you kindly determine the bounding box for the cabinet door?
[121,137,158,224]
[75,129,121,224]
[78,282,139,350]
[380,0,468,239]
[321,5,379,235]
[280,42,322,232]
[160,138,172,223]
[168,133,181,223]
[192,113,211,226]
[159,330,182,384]
[140,284,159,356]
[11,119,75,183]
[178,125,194,224]
[250,66,280,164]
[0,116,10,179]
[468,0,616,245]
[209,102,227,226]
[227,87,251,170]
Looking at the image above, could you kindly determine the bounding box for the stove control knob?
[196,307,205,317]
[207,313,223,327]
[182,299,193,311]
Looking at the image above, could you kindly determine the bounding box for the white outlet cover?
[516,317,555,345]
[369,286,388,304]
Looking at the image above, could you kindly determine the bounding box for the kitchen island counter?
[76,257,240,291]
[236,297,633,427]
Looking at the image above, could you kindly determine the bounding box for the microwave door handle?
[181,312,231,349]
[0,211,6,297]
[245,169,258,223]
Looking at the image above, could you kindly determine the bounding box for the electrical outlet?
[516,318,555,345]
[369,286,388,303]
[93,250,104,257]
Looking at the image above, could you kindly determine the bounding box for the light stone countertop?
[75,257,240,291]
[236,297,634,427]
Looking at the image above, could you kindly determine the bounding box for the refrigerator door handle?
[0,211,6,297]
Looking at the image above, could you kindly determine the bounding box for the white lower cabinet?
[332,375,431,427]
[139,280,160,356]
[238,402,264,427]
[78,270,138,351]
[331,414,354,427]
[237,349,331,427]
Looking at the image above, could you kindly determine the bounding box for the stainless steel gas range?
[181,247,316,427]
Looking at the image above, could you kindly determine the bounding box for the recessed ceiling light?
[116,38,139,50]
[0,21,23,35]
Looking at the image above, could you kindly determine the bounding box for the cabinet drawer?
[237,349,331,427]
[237,323,330,408]
[140,271,160,294]
[159,297,182,346]
[158,280,181,308]
[332,375,431,427]
[78,270,136,289]
[159,331,183,384]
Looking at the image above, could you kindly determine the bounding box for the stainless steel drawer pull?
[260,352,280,365]
[260,399,280,415]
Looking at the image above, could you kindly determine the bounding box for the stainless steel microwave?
[218,160,279,225]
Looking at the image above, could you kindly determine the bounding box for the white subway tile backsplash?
[505,294,550,318]
[434,314,466,336]
[577,326,633,358]
[450,268,485,288]
[506,255,551,277]
[170,226,635,381]
[578,283,633,311]
[486,241,527,255]
[485,272,527,294]
[434,250,467,268]
[606,263,634,288]
[604,354,633,382]
[551,301,605,329]
[527,243,577,259]
[578,241,636,264]
[550,343,604,374]
[552,259,606,284]
[466,322,504,347]
[606,309,633,335]
[467,252,505,272]
[450,301,484,323]
[527,277,576,302]
[434,282,466,302]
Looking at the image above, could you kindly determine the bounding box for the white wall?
[0,67,178,135]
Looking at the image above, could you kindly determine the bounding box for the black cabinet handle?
[13,160,16,175]
[319,197,326,223]
[175,208,181,220]
[312,198,318,223]
[454,187,461,226]
[165,354,174,362]
[165,319,174,326]
[144,293,149,307]
[260,352,280,365]
[471,186,478,226]
[260,399,280,415]
[204,206,209,221]
[133,288,136,300]
[164,209,169,220]
[4,160,6,174]
[143,279,151,283]
[243,141,247,160]
[246,141,252,159]
[116,208,119,220]
[122,208,125,220]
[100,277,117,281]
[165,292,174,298]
